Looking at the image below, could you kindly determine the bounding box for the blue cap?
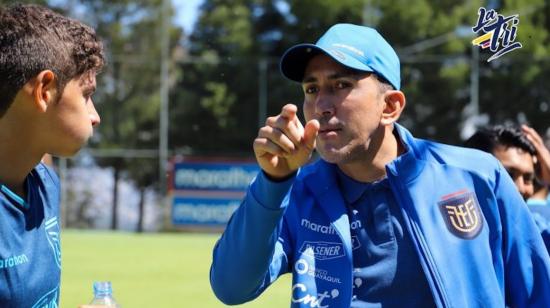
[280,23,401,90]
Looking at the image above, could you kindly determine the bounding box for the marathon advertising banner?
[170,160,260,228]
[172,161,259,191]
[172,196,241,226]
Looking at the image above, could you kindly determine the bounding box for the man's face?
[493,145,535,199]
[45,72,100,156]
[301,54,386,165]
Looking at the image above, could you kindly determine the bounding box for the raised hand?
[523,125,550,186]
[253,104,319,180]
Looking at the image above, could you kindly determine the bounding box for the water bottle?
[87,281,120,307]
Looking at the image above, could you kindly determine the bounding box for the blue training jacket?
[210,124,550,307]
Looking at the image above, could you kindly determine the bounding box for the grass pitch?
[61,230,290,307]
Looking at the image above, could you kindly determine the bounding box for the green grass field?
[61,230,291,307]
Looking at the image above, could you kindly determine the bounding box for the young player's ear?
[381,90,406,126]
[32,70,57,112]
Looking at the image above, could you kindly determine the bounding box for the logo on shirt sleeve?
[31,285,59,308]
[438,190,483,239]
[45,217,61,269]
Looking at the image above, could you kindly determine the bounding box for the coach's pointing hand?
[254,104,319,180]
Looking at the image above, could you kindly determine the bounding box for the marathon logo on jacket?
[299,241,345,260]
[351,235,361,250]
[438,190,483,239]
[301,219,362,235]
[0,254,29,269]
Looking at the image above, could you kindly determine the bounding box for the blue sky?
[173,0,203,32]
[48,0,203,32]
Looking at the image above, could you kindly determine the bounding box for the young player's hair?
[0,4,105,117]
[464,125,536,155]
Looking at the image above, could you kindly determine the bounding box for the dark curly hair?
[0,4,105,117]
[464,125,536,156]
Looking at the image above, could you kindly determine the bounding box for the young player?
[0,4,104,306]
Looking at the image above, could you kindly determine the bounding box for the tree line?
[2,0,548,230]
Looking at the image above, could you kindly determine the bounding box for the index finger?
[280,104,298,119]
[276,104,303,145]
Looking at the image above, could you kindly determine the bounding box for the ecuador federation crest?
[438,190,483,239]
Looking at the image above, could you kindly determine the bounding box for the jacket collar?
[387,123,427,184]
[299,123,425,248]
[303,123,425,194]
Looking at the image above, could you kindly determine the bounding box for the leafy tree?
[0,0,49,5]
[176,0,475,150]
[179,0,549,154]
[171,0,289,156]
[76,0,182,230]
[475,0,550,134]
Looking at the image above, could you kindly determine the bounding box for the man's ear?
[32,70,57,113]
[381,90,406,126]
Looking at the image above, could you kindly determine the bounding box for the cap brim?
[280,44,322,82]
[280,43,375,83]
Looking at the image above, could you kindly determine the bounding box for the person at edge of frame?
[0,4,104,307]
[209,23,550,307]
[526,129,550,208]
[465,124,550,253]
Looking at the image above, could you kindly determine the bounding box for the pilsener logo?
[299,241,345,260]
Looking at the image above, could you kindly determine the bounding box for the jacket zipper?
[387,171,451,308]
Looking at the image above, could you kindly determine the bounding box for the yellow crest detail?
[439,191,483,239]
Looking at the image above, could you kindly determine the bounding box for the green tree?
[0,0,49,5]
[282,0,550,141]
[171,0,289,156]
[475,0,550,134]
[177,0,477,150]
[77,0,182,231]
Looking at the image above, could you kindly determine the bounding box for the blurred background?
[2,0,549,306]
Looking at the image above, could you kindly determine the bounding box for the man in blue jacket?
[210,23,550,307]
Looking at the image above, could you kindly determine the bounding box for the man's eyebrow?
[505,166,534,176]
[504,166,518,174]
[302,75,317,84]
[302,71,369,84]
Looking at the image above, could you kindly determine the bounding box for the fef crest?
[438,190,483,239]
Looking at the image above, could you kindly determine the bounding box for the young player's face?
[493,145,535,200]
[46,72,100,156]
[302,54,386,165]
